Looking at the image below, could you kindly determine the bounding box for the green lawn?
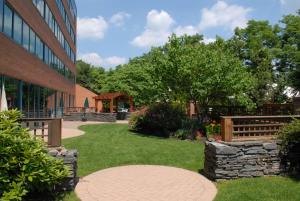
[62,124,300,201]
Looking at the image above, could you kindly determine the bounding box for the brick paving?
[75,165,217,201]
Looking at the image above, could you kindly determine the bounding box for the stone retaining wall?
[64,112,117,122]
[48,148,78,191]
[116,112,132,120]
[204,141,285,181]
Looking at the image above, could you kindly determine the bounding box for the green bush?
[278,118,300,153]
[278,118,300,174]
[182,118,204,132]
[0,110,68,200]
[130,103,187,137]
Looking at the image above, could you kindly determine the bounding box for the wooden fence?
[221,115,300,142]
[21,118,62,147]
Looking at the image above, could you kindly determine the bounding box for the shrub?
[130,103,187,137]
[278,118,300,153]
[0,110,68,200]
[278,118,300,174]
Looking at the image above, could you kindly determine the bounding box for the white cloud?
[105,56,128,67]
[203,37,216,44]
[131,10,175,48]
[78,53,128,69]
[77,16,108,40]
[110,12,131,27]
[132,2,251,49]
[175,25,198,36]
[78,53,104,66]
[198,1,252,30]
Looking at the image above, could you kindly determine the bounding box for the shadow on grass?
[25,177,80,201]
[25,192,66,201]
[287,172,300,182]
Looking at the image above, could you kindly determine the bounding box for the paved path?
[75,165,217,201]
[62,121,104,139]
[62,120,129,139]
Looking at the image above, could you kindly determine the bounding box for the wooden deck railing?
[221,115,300,142]
[21,118,62,147]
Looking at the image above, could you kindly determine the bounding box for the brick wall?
[75,84,98,108]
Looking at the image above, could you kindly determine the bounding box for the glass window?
[32,0,37,7]
[50,13,55,31]
[0,0,3,32]
[22,22,30,50]
[3,4,13,37]
[44,45,49,65]
[29,28,35,54]
[13,13,22,44]
[45,4,49,22]
[37,0,44,17]
[35,36,43,60]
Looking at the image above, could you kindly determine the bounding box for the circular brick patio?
[75,165,217,201]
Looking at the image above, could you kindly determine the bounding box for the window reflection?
[22,22,30,50]
[1,75,75,118]
[3,4,13,37]
[13,13,22,44]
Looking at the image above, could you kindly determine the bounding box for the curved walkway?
[62,120,128,139]
[62,121,104,139]
[75,165,217,201]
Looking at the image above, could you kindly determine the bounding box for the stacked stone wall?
[204,141,285,180]
[64,112,117,122]
[48,148,78,190]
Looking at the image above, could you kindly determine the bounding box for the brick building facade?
[0,0,77,117]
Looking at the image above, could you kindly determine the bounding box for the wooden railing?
[221,115,300,142]
[21,118,62,147]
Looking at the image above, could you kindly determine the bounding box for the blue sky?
[76,0,300,69]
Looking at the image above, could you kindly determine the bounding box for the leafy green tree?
[101,55,162,107]
[280,10,300,92]
[152,34,255,120]
[228,20,283,105]
[76,60,106,93]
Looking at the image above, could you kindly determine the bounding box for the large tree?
[228,20,283,105]
[101,54,163,107]
[151,34,255,120]
[280,10,300,92]
[76,60,106,93]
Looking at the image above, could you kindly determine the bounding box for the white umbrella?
[0,83,8,112]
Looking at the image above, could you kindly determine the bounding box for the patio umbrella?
[0,83,8,112]
[84,97,89,108]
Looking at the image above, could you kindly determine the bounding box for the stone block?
[210,142,240,155]
[263,143,278,150]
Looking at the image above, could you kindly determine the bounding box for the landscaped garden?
[62,124,300,201]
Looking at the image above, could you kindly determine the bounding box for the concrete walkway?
[75,165,217,201]
[62,120,129,139]
[62,121,104,139]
